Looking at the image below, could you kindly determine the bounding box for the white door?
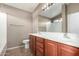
[0,12,7,52]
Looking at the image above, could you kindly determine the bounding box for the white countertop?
[30,32,79,48]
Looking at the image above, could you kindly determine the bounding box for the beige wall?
[0,4,32,48]
[67,3,79,14]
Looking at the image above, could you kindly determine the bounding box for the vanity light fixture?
[42,3,53,11]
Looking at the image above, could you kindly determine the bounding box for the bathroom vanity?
[29,33,79,56]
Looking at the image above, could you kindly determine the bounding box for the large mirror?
[37,3,79,41]
[38,3,63,32]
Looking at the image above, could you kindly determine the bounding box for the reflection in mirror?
[38,3,63,32]
[65,3,79,39]
[67,4,79,34]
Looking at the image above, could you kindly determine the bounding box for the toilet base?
[25,44,29,49]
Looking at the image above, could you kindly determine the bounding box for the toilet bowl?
[23,39,29,49]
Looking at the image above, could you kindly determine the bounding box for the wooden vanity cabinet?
[29,35,79,56]
[45,40,58,56]
[36,37,45,56]
[29,35,36,55]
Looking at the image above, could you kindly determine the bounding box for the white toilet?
[23,39,29,49]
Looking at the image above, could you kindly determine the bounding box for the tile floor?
[5,47,33,56]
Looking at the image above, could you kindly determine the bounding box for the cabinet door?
[32,36,36,55]
[60,43,79,56]
[45,40,58,56]
[36,45,44,56]
[29,35,32,51]
[36,37,44,56]
[29,35,36,55]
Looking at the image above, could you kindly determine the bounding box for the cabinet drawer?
[36,37,44,43]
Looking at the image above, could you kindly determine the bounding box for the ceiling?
[40,3,62,18]
[5,3,39,13]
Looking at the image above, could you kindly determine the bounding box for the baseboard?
[7,45,24,50]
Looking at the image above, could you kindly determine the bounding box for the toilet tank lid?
[23,39,29,43]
